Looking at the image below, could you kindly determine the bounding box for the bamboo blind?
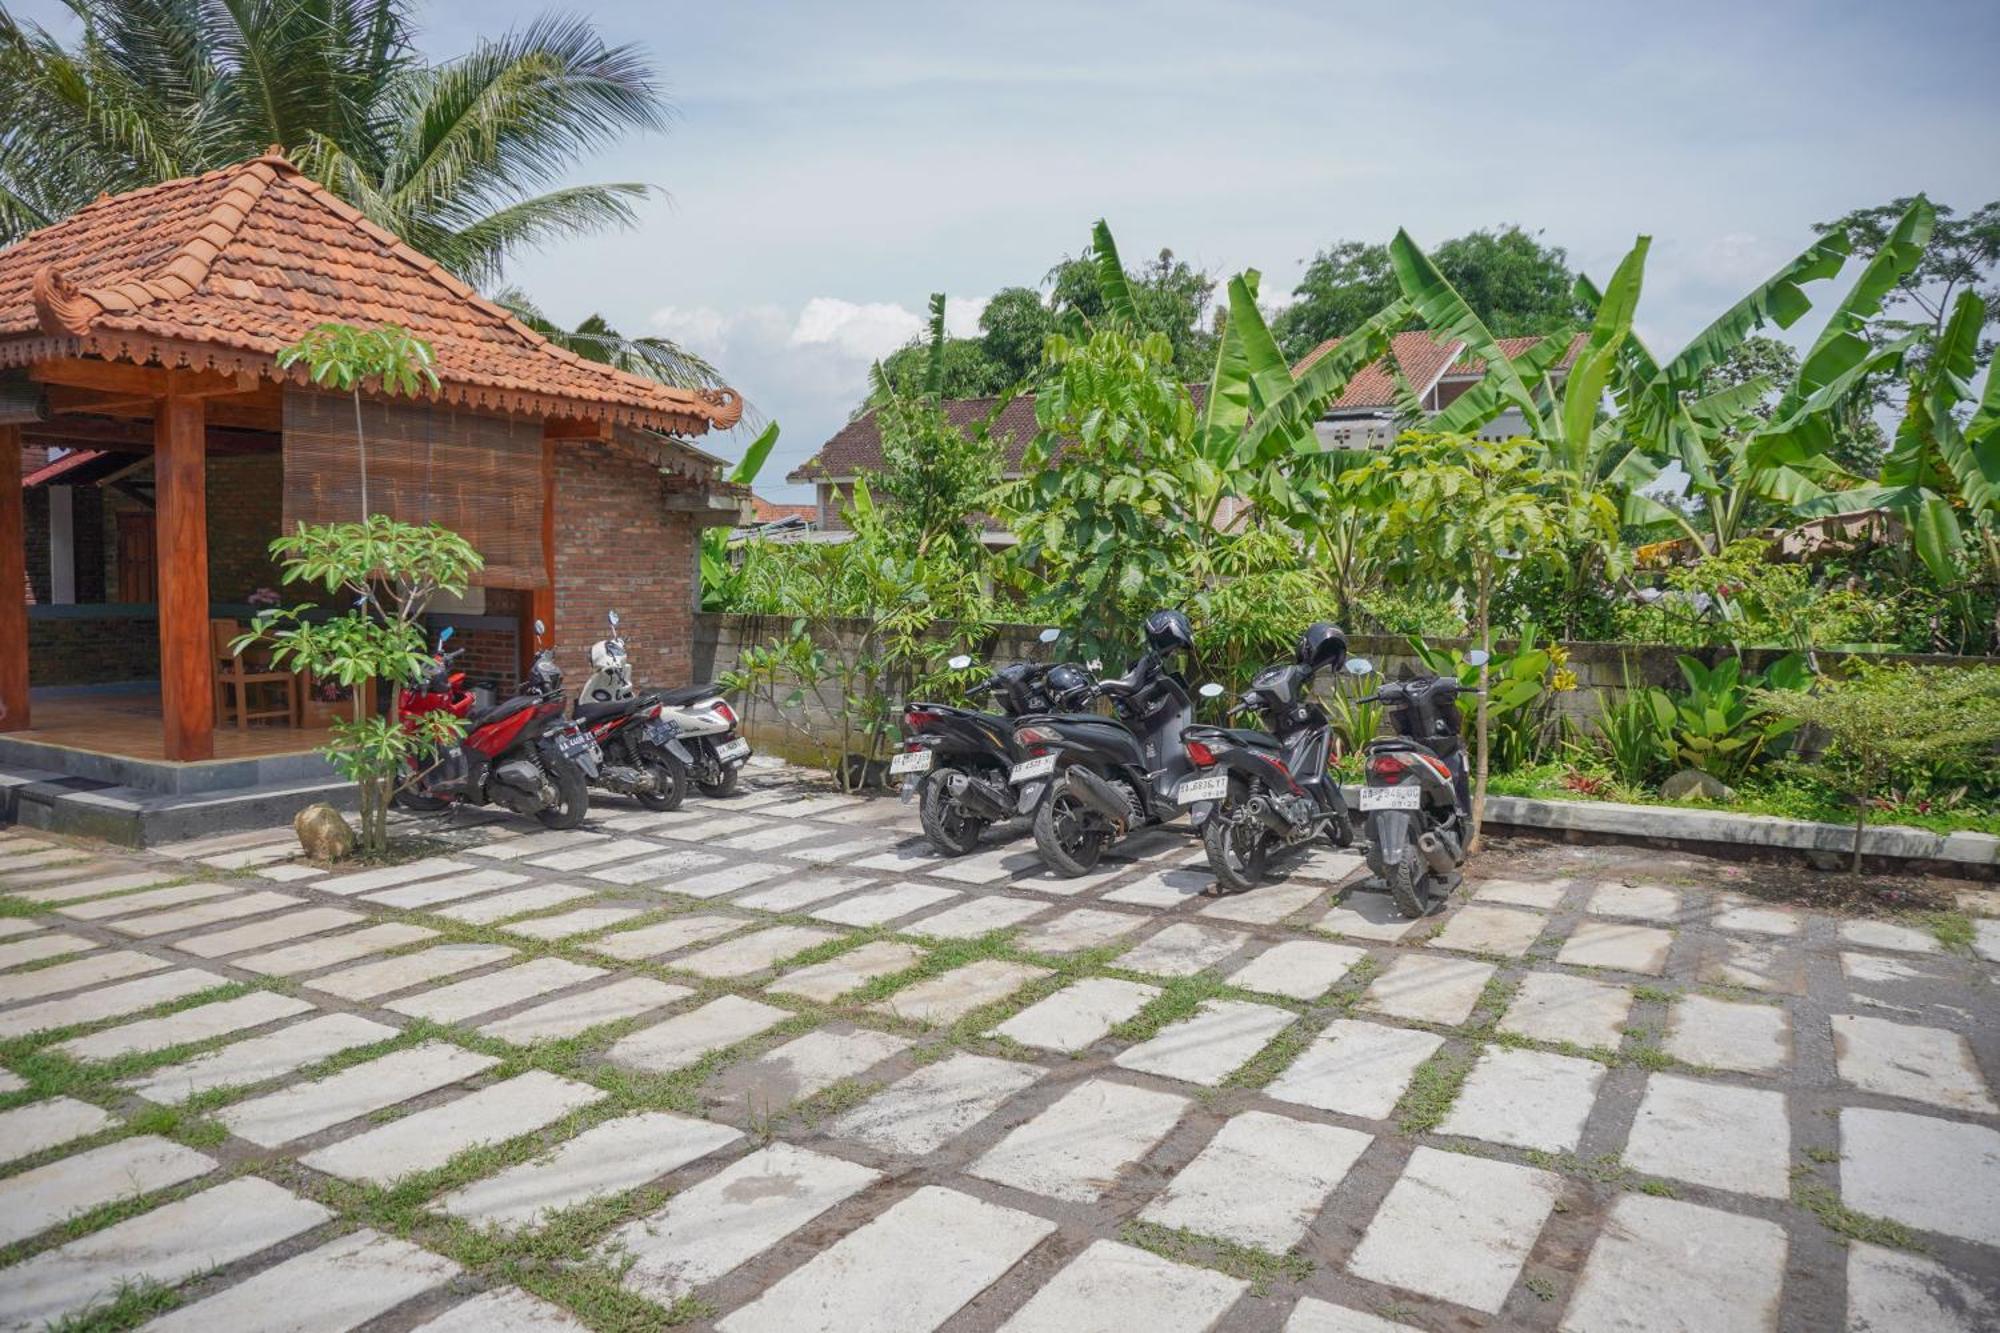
[281,389,545,587]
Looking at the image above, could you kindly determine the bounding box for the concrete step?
[0,767,355,848]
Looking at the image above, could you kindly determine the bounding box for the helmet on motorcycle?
[589,639,627,672]
[1045,662,1096,711]
[1297,622,1349,673]
[1143,609,1195,655]
[527,649,564,696]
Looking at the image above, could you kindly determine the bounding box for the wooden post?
[0,425,28,732]
[155,392,214,761]
[523,433,558,678]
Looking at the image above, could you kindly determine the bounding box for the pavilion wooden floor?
[14,690,334,762]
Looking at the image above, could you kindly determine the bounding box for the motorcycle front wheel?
[1203,811,1271,895]
[393,760,451,813]
[1033,788,1110,876]
[537,761,591,829]
[918,770,986,856]
[636,747,688,812]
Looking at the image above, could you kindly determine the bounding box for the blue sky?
[15,1,2000,495]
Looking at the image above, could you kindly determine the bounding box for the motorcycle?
[573,609,696,811]
[1012,609,1206,876]
[1349,649,1488,917]
[892,628,1082,855]
[648,681,751,798]
[1180,622,1357,894]
[395,620,597,829]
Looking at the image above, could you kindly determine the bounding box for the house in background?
[786,329,1584,540]
[731,493,820,543]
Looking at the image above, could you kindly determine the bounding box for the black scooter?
[895,628,1081,855]
[1013,610,1204,876]
[1350,651,1486,917]
[1180,623,1356,894]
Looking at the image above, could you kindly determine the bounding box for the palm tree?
[0,2,668,288]
[494,287,724,391]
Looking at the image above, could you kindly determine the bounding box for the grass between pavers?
[1394,1046,1475,1135]
[1922,909,1975,952]
[1116,1219,1312,1296]
[44,1275,184,1332]
[1789,1166,1926,1252]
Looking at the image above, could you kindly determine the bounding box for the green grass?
[1116,1220,1312,1296]
[1792,1170,1926,1251]
[1395,1047,1474,1134]
[1922,910,1975,952]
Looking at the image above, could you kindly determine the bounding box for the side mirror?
[608,610,620,629]
[533,619,546,637]
[947,654,973,671]
[1198,682,1226,699]
[1038,627,1061,644]
[437,626,454,646]
[1345,658,1374,676]
[1466,648,1491,667]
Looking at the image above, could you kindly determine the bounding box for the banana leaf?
[1559,237,1649,471]
[1240,298,1412,459]
[1913,495,1965,584]
[1090,219,1137,327]
[1788,198,1933,406]
[726,421,780,486]
[1390,229,1543,433]
[1652,230,1850,393]
[1427,335,1566,436]
[1222,271,1299,415]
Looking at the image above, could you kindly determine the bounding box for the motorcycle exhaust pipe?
[1247,795,1295,837]
[1063,767,1131,830]
[1415,831,1458,875]
[944,770,1014,822]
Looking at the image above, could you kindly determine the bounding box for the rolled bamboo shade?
[281,388,545,588]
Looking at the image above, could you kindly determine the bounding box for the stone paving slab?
[502,906,646,940]
[0,932,93,969]
[0,1177,331,1333]
[145,1229,460,1332]
[906,894,1050,938]
[526,837,667,871]
[1711,896,1805,937]
[1561,1193,1787,1333]
[1265,1017,1444,1120]
[1622,1072,1791,1199]
[1841,1107,2000,1246]
[1286,1296,1414,1331]
[871,959,1049,1025]
[716,1184,1057,1333]
[169,905,364,958]
[1346,1146,1559,1314]
[52,990,312,1062]
[387,957,605,1024]
[221,1041,500,1147]
[733,872,874,912]
[1839,918,1942,955]
[1426,903,1548,957]
[8,869,178,905]
[437,884,592,924]
[1014,907,1144,954]
[361,867,531,910]
[770,940,922,1002]
[104,889,302,937]
[586,913,742,960]
[131,1012,399,1102]
[0,949,167,1003]
[994,976,1157,1052]
[810,882,960,926]
[998,1238,1246,1333]
[606,995,791,1073]
[1473,876,1572,910]
[1102,866,1212,909]
[1498,969,1632,1051]
[0,1096,118,1168]
[1360,953,1495,1026]
[1832,1012,1997,1112]
[971,1077,1188,1202]
[726,1026,911,1105]
[1113,998,1297,1087]
[412,1287,590,1331]
[479,977,692,1044]
[1118,922,1249,976]
[675,925,842,978]
[1141,1109,1371,1250]
[1665,993,1791,1075]
[315,856,471,894]
[669,861,788,898]
[0,1135,216,1248]
[1437,1045,1605,1153]
[609,1142,881,1305]
[1697,936,1806,994]
[308,942,517,1000]
[1198,876,1331,924]
[439,1111,741,1230]
[55,881,236,920]
[925,845,1041,885]
[0,967,226,1040]
[1317,889,1421,941]
[1585,881,1687,923]
[1846,1242,1999,1333]
[1227,939,1368,999]
[470,833,604,863]
[301,1069,605,1185]
[1555,919,1674,975]
[235,921,438,975]
[833,1052,1043,1155]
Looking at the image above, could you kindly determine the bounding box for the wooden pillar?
[0,425,28,732]
[523,433,557,677]
[155,393,213,761]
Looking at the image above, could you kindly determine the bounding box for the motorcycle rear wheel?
[536,762,590,829]
[636,747,688,812]
[919,771,985,856]
[696,760,739,798]
[1386,857,1433,919]
[393,787,451,813]
[1203,811,1270,895]
[1034,789,1109,876]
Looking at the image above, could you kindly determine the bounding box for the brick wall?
[204,453,283,602]
[28,608,161,683]
[23,484,108,605]
[551,440,701,690]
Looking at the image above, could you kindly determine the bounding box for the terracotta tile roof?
[1293,330,1587,411]
[0,154,740,435]
[749,495,817,523]
[789,394,1043,482]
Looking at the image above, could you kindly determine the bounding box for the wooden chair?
[211,619,295,731]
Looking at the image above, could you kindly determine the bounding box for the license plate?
[1176,774,1229,805]
[644,719,677,746]
[1359,785,1421,811]
[1010,754,1055,783]
[715,737,751,763]
[889,750,933,775]
[556,728,597,759]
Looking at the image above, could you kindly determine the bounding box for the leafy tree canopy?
[1814,197,2000,342]
[1275,224,1583,358]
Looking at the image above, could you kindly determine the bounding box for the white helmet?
[589,640,627,672]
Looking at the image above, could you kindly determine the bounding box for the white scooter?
[576,613,752,799]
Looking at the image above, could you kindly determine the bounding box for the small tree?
[1758,663,2000,872]
[277,322,440,517]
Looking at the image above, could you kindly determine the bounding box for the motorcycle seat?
[469,693,537,729]
[652,683,720,707]
[1213,726,1280,749]
[574,698,637,724]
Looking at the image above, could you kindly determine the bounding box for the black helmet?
[1045,663,1096,711]
[1298,622,1348,673]
[1143,609,1194,655]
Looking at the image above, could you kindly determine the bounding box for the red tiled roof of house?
[749,495,817,524]
[789,394,1044,482]
[0,153,742,435]
[1293,330,1587,410]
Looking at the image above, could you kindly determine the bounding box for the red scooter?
[395,623,598,828]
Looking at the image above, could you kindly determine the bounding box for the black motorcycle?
[894,629,1084,855]
[1350,651,1486,917]
[1013,610,1205,876]
[572,611,695,812]
[1180,622,1356,894]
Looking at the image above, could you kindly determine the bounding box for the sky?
[14,0,2000,497]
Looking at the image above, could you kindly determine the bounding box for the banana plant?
[700,421,781,611]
